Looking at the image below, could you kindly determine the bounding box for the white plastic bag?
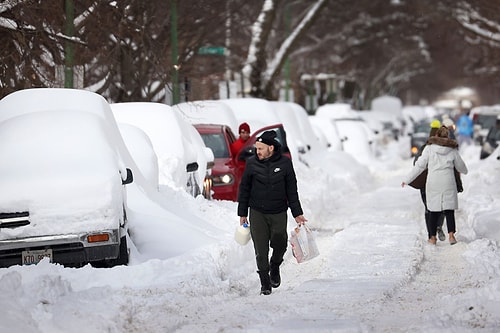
[289,225,319,263]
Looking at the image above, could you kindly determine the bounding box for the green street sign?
[198,46,226,56]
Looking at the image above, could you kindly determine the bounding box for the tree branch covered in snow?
[454,1,500,45]
[242,0,280,97]
[262,0,327,97]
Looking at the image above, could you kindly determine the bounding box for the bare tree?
[3,0,500,106]
[0,1,67,96]
[241,0,327,99]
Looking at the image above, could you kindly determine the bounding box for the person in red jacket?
[231,122,251,156]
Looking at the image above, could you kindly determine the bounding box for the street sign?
[198,46,226,56]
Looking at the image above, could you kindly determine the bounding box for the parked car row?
[314,103,380,164]
[110,102,214,199]
[0,89,405,269]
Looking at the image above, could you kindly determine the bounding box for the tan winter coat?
[404,137,468,211]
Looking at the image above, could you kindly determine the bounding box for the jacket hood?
[427,136,458,149]
[427,136,458,156]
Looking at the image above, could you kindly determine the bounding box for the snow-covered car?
[315,102,353,119]
[286,102,326,156]
[315,103,377,159]
[110,102,213,199]
[0,89,133,268]
[219,98,280,133]
[117,123,159,190]
[219,98,292,158]
[308,114,344,151]
[370,96,406,138]
[270,101,308,156]
[470,106,500,145]
[175,101,242,200]
[480,115,500,160]
[194,123,240,201]
[174,100,240,136]
[358,110,397,144]
[402,105,431,126]
[334,118,376,164]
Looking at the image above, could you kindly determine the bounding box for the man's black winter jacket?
[237,151,303,218]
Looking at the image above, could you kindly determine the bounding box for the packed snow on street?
[1,137,499,332]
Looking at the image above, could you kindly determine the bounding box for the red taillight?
[87,234,110,243]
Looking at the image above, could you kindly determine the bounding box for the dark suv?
[195,124,291,201]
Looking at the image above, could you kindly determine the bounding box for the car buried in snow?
[110,102,214,199]
[0,89,133,268]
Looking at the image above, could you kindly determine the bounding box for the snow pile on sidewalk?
[1,143,500,332]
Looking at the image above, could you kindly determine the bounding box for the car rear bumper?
[0,229,122,268]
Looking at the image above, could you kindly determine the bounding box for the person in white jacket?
[401,126,468,245]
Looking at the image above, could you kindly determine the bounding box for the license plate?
[22,249,53,265]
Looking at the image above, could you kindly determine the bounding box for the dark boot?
[258,271,271,295]
[270,262,281,288]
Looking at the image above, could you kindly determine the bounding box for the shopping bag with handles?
[289,225,319,263]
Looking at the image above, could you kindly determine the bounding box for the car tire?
[91,235,129,268]
[112,235,129,266]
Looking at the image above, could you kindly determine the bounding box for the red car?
[194,124,291,201]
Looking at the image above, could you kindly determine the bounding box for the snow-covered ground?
[1,140,499,333]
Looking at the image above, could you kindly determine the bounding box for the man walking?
[237,130,307,295]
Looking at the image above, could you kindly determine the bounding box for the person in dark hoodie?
[402,126,468,245]
[237,130,307,295]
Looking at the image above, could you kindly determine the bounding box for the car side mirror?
[186,162,199,172]
[122,168,133,185]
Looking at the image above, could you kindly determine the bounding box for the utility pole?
[284,3,291,101]
[64,0,74,88]
[170,0,180,104]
